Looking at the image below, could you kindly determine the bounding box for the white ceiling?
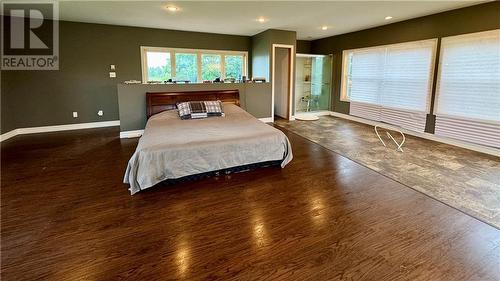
[57,1,486,40]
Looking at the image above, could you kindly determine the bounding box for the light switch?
[109,72,116,78]
[110,64,115,70]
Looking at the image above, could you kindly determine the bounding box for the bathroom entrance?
[295,54,332,117]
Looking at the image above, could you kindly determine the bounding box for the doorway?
[295,54,332,115]
[272,44,294,120]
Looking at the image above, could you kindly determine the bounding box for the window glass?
[201,54,221,81]
[225,55,244,79]
[175,53,198,82]
[146,51,171,81]
[142,47,246,83]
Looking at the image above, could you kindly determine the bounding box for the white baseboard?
[120,130,144,138]
[259,117,274,123]
[330,112,500,157]
[0,129,19,142]
[0,120,120,142]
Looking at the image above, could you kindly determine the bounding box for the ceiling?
[57,1,485,40]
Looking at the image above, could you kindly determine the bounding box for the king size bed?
[124,89,293,194]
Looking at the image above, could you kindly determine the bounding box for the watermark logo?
[1,1,59,70]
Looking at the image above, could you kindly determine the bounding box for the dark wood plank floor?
[1,127,499,281]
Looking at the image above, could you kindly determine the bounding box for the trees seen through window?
[142,47,247,82]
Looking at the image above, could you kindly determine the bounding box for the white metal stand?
[374,125,406,152]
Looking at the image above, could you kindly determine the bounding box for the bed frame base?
[157,160,282,187]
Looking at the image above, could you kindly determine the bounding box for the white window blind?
[346,39,437,132]
[434,30,500,148]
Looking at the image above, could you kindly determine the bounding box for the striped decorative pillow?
[177,101,224,119]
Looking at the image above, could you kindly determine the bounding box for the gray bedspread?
[124,104,293,194]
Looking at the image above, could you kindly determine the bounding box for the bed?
[124,90,293,194]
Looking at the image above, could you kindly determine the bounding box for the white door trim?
[271,44,295,121]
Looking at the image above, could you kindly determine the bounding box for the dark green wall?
[250,29,297,114]
[1,20,251,133]
[4,2,498,135]
[251,29,297,81]
[311,1,500,132]
[250,30,272,81]
[296,40,311,54]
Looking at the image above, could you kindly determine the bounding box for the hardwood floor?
[1,127,499,281]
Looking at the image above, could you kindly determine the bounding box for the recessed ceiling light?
[257,17,267,23]
[321,26,328,30]
[385,16,393,20]
[165,6,179,12]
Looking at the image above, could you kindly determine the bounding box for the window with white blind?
[434,29,500,148]
[341,39,437,132]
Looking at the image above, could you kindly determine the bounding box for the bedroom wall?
[117,83,271,132]
[250,29,297,116]
[0,19,251,134]
[311,1,500,133]
[296,40,311,54]
[251,29,297,82]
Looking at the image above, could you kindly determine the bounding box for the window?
[175,53,198,82]
[141,47,247,83]
[340,39,437,132]
[145,51,172,81]
[434,29,500,148]
[201,54,221,81]
[224,55,244,79]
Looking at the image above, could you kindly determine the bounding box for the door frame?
[271,44,295,121]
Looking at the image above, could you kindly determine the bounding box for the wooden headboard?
[146,89,240,118]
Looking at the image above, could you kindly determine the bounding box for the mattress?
[123,104,293,194]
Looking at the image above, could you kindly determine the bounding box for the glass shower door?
[310,55,332,111]
[295,54,332,113]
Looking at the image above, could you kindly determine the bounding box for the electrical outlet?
[98,110,103,116]
[110,64,115,70]
[109,72,116,78]
[72,111,78,118]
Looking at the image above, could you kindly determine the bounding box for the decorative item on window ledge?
[124,80,141,84]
